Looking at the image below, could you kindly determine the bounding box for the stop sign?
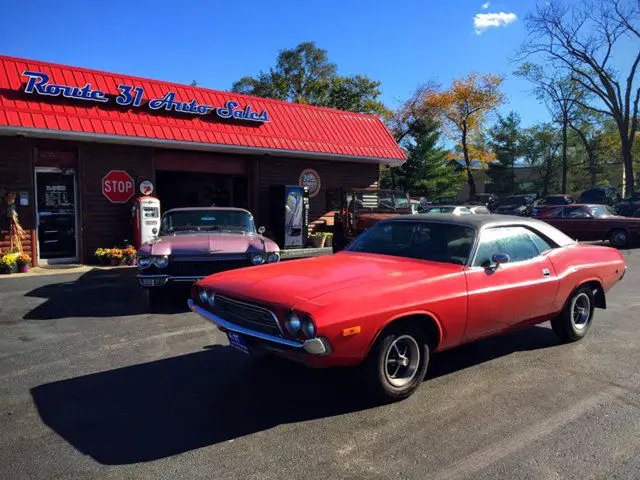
[102,170,135,203]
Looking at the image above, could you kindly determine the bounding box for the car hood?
[198,252,464,309]
[138,233,278,256]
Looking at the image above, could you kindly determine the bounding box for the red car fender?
[361,309,445,361]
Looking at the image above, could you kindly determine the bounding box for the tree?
[428,73,506,197]
[380,118,464,199]
[521,0,640,195]
[514,65,586,193]
[521,124,563,195]
[231,41,387,115]
[486,111,523,195]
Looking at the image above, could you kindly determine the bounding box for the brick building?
[0,56,405,265]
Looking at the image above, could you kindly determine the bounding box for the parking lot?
[1,251,639,480]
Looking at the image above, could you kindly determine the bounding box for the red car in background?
[189,215,626,402]
[537,204,640,248]
[531,194,575,218]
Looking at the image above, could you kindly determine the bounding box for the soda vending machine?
[269,185,309,248]
[132,196,161,248]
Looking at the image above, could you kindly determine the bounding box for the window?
[347,221,476,265]
[544,207,564,218]
[564,207,591,219]
[588,205,615,217]
[472,226,547,267]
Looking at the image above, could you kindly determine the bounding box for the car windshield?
[160,209,256,234]
[589,205,616,217]
[351,190,409,210]
[346,221,476,265]
[425,206,455,214]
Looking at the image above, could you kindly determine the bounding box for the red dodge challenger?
[189,215,626,402]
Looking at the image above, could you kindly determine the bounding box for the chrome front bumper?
[138,274,204,287]
[187,299,332,355]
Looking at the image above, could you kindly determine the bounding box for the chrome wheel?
[610,230,629,248]
[384,335,421,388]
[571,292,591,330]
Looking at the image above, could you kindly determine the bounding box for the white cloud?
[473,12,517,34]
[481,2,490,9]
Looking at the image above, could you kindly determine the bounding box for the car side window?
[527,230,553,253]
[564,207,590,219]
[473,226,542,267]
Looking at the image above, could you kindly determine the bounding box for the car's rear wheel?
[609,229,630,248]
[551,286,595,343]
[363,326,429,402]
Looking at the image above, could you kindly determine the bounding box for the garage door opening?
[156,171,248,213]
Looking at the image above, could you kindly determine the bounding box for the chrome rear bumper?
[187,299,331,355]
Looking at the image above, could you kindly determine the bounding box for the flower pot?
[324,236,333,248]
[129,258,137,266]
[311,236,325,248]
[110,258,121,266]
[18,264,29,273]
[1,265,17,274]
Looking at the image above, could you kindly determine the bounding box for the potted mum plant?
[94,248,112,265]
[108,248,124,266]
[0,252,18,274]
[16,252,31,273]
[123,246,137,266]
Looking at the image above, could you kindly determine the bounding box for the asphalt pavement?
[1,253,639,480]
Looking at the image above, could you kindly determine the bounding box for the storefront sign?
[139,180,154,196]
[299,168,321,198]
[102,170,135,203]
[21,71,270,123]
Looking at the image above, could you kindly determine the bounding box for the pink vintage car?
[137,207,280,305]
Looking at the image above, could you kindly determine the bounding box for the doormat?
[38,264,84,270]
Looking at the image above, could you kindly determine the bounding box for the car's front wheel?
[551,285,595,343]
[364,325,429,402]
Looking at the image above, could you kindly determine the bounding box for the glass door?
[35,169,78,262]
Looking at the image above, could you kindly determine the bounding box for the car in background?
[190,214,626,402]
[615,192,640,217]
[137,207,280,306]
[537,203,640,248]
[494,195,536,216]
[466,205,491,215]
[577,186,621,209]
[422,205,472,215]
[531,194,575,218]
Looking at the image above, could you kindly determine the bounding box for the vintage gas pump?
[132,195,161,248]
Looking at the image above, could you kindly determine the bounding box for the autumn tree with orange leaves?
[428,73,506,197]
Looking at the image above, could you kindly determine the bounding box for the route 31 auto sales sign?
[102,170,135,203]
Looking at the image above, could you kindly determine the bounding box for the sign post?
[102,170,135,203]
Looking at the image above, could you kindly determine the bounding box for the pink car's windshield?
[160,210,256,234]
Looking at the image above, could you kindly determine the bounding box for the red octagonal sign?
[102,170,135,204]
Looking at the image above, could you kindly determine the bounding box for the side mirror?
[491,253,510,266]
[258,226,266,235]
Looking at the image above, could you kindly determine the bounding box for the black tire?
[551,285,595,343]
[363,325,429,402]
[608,229,630,249]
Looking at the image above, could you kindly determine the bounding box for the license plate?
[227,332,249,354]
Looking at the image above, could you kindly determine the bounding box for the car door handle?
[542,268,550,277]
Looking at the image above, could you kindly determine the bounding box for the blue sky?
[2,0,553,126]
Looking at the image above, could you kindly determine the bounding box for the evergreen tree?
[487,112,522,195]
[380,119,464,199]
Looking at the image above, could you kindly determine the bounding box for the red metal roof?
[0,55,406,165]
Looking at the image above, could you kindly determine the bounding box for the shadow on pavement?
[30,325,560,465]
[22,268,190,320]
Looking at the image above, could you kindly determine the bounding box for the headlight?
[300,314,316,338]
[198,288,208,305]
[206,290,216,307]
[138,256,152,268]
[155,255,169,268]
[266,252,280,263]
[285,311,301,334]
[250,254,265,265]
